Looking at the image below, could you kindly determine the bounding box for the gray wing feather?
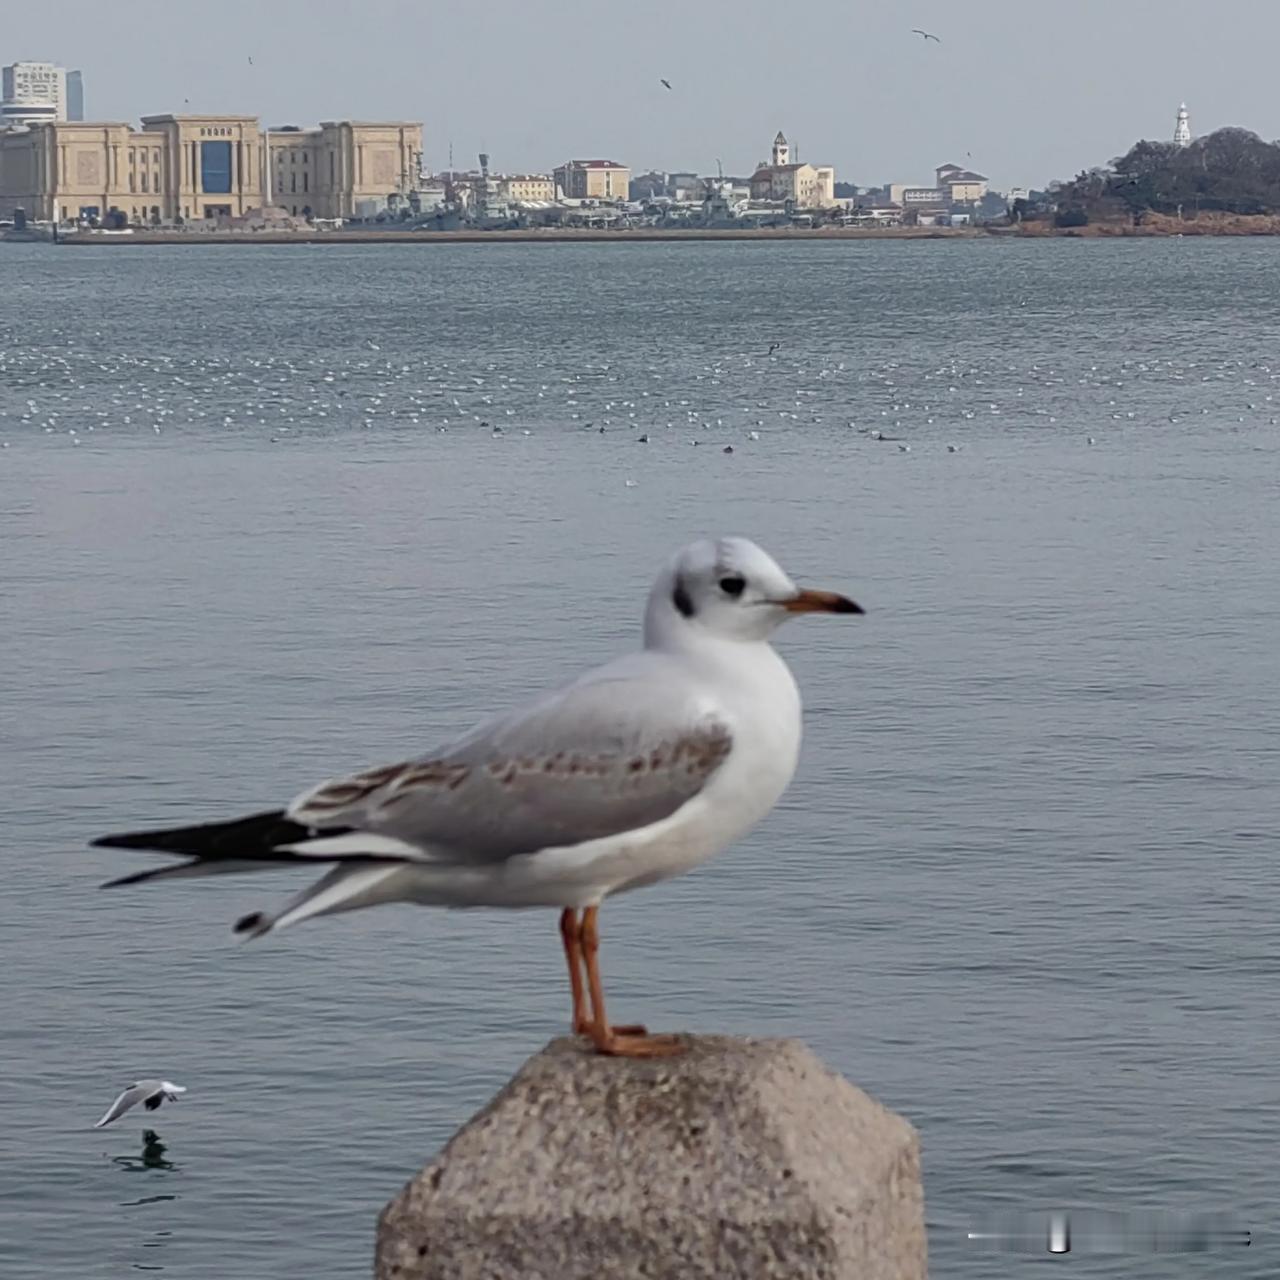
[289,668,734,863]
[95,1082,152,1128]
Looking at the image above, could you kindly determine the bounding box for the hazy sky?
[5,0,1276,189]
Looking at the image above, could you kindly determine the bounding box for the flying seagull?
[660,78,672,90]
[96,1081,186,1128]
[767,342,781,356]
[94,538,862,1060]
[911,28,941,42]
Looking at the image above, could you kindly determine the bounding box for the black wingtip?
[100,866,176,889]
[234,911,267,937]
[92,833,146,850]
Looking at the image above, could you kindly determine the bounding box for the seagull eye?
[719,576,746,597]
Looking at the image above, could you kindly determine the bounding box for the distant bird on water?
[660,78,672,90]
[767,342,781,356]
[96,1080,186,1128]
[911,28,941,42]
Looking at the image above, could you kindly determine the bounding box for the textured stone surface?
[376,1035,927,1280]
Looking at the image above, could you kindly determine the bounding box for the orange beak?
[782,588,864,615]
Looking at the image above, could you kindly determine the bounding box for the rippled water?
[3,239,1278,1278]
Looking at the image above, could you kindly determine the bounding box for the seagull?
[94,539,862,1059]
[766,342,781,357]
[96,1081,186,1128]
[660,79,672,90]
[911,28,941,42]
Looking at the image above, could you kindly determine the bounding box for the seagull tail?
[233,864,406,940]
[95,809,421,888]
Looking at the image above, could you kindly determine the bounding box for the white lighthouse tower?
[1174,103,1192,147]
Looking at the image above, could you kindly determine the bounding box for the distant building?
[554,159,630,200]
[935,163,988,204]
[2,61,78,126]
[748,131,836,207]
[1174,103,1192,147]
[889,184,946,207]
[268,120,422,218]
[0,113,422,223]
[498,174,555,203]
[630,169,667,200]
[66,71,84,122]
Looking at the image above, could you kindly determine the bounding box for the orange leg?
[580,905,683,1058]
[561,907,647,1037]
[559,908,591,1034]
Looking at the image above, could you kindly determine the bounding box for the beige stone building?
[0,113,422,223]
[748,132,835,208]
[497,173,555,203]
[935,164,988,204]
[553,159,630,200]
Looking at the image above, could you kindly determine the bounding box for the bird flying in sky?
[911,29,941,42]
[660,78,672,90]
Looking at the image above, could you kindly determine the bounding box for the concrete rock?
[376,1035,926,1280]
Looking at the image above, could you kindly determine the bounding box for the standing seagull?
[94,538,862,1058]
[911,28,941,42]
[96,1081,186,1128]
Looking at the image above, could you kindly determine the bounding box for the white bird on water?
[95,538,862,1059]
[95,1080,186,1128]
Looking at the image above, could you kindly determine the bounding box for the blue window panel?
[200,140,233,194]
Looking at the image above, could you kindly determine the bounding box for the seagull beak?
[782,588,864,615]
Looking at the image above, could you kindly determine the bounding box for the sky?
[4,0,1278,191]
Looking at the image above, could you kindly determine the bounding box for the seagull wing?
[289,654,735,863]
[96,654,735,882]
[95,1082,152,1128]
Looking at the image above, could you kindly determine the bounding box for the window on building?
[128,174,135,192]
[199,140,233,194]
[290,173,296,193]
[303,171,308,192]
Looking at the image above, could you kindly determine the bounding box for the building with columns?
[0,113,422,224]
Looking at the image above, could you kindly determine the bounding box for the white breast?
[598,640,803,897]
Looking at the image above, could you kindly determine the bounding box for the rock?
[376,1035,926,1280]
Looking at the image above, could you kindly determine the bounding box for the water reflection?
[109,1131,179,1272]
[110,1129,179,1173]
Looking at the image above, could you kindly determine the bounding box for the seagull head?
[646,537,862,646]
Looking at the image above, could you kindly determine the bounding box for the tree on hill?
[1055,128,1280,218]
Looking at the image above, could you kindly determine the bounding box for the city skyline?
[2,0,1273,189]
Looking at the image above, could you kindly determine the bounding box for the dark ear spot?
[672,577,695,618]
